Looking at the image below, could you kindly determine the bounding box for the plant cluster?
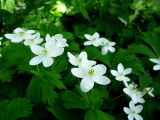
[0,0,160,120]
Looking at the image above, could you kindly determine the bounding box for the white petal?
[118,63,124,72]
[67,52,79,66]
[149,58,160,64]
[84,41,93,46]
[89,60,97,66]
[108,47,115,53]
[84,34,92,40]
[93,40,101,47]
[153,65,160,70]
[135,105,143,113]
[123,107,130,114]
[93,76,111,85]
[93,32,99,38]
[135,114,143,120]
[111,70,119,77]
[42,57,54,67]
[71,68,86,78]
[108,42,116,46]
[48,47,64,57]
[124,68,132,75]
[30,45,44,55]
[129,101,135,109]
[93,64,107,76]
[128,114,134,120]
[79,51,87,59]
[4,34,15,39]
[80,77,94,93]
[101,47,108,55]
[46,34,52,42]
[29,56,43,65]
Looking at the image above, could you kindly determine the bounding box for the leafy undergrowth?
[0,0,160,120]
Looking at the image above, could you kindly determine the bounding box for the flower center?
[19,31,25,36]
[88,69,94,75]
[92,37,97,42]
[42,49,48,55]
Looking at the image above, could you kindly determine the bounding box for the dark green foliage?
[0,0,160,120]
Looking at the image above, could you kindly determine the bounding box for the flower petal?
[84,41,93,46]
[79,51,87,59]
[111,70,118,77]
[128,114,134,120]
[93,76,111,85]
[101,47,108,55]
[29,56,43,65]
[123,107,130,114]
[149,58,160,64]
[93,64,107,76]
[135,105,143,113]
[124,68,132,75]
[30,45,44,55]
[71,68,86,78]
[153,65,160,70]
[118,63,124,72]
[67,52,79,66]
[93,32,99,38]
[84,34,92,40]
[42,56,54,67]
[135,114,143,120]
[80,77,94,93]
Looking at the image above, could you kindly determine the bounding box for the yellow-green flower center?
[88,69,94,75]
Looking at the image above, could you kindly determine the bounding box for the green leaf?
[1,0,15,13]
[0,98,32,120]
[27,75,58,105]
[141,31,160,56]
[84,110,115,120]
[61,90,87,109]
[44,71,66,89]
[0,69,14,82]
[112,48,145,74]
[128,43,155,57]
[71,0,90,20]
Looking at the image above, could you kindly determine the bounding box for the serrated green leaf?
[85,110,115,120]
[61,90,87,109]
[27,75,58,105]
[0,98,32,120]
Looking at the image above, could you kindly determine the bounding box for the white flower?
[143,87,154,97]
[111,63,132,83]
[0,37,3,45]
[71,62,111,92]
[46,34,68,48]
[5,28,35,43]
[67,51,96,67]
[123,101,143,120]
[149,57,160,71]
[101,38,116,55]
[29,36,64,67]
[123,83,145,104]
[24,32,43,46]
[84,32,103,47]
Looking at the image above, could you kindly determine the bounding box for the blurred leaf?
[1,0,15,13]
[0,98,32,120]
[84,110,115,120]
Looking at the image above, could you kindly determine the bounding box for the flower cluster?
[4,27,68,67]
[68,51,111,93]
[111,63,154,120]
[84,32,116,55]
